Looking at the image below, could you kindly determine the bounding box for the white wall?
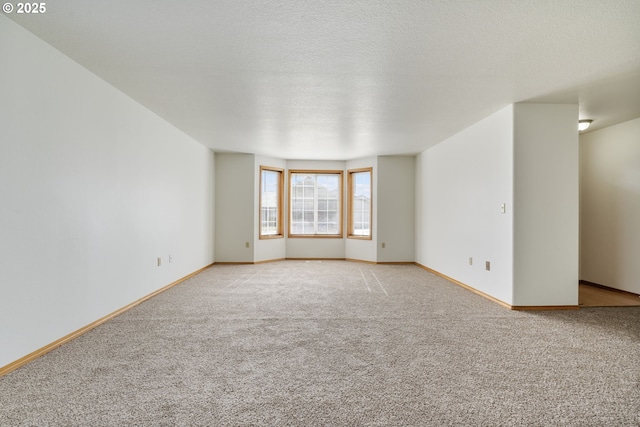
[377,156,415,262]
[512,104,578,306]
[580,117,640,294]
[285,160,346,259]
[215,153,255,263]
[345,157,377,262]
[0,16,215,368]
[254,155,287,262]
[415,104,579,306]
[415,106,514,304]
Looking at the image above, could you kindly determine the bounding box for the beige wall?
[215,153,255,263]
[215,155,415,263]
[512,104,579,306]
[580,117,640,294]
[377,156,415,263]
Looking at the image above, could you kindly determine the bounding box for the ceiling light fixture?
[578,119,593,132]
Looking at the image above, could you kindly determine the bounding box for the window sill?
[259,234,284,240]
[347,235,373,240]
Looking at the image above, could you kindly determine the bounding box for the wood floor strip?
[579,282,640,307]
[510,305,579,311]
[0,263,214,378]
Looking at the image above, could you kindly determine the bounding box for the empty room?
[1,1,640,425]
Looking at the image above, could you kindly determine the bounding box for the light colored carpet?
[1,261,639,426]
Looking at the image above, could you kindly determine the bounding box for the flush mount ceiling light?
[579,119,593,131]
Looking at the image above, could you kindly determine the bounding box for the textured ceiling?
[8,0,640,159]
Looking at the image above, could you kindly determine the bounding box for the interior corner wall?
[345,157,378,262]
[415,105,514,304]
[512,103,579,306]
[579,117,640,294]
[254,155,287,262]
[414,152,427,263]
[215,153,255,263]
[377,156,415,263]
[0,16,215,368]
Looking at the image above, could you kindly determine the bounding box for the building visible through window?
[289,170,343,237]
[348,168,372,239]
[260,166,283,238]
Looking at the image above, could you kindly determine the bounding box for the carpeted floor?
[1,261,639,426]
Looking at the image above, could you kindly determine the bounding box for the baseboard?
[254,258,286,264]
[510,305,580,311]
[217,258,415,265]
[377,261,415,265]
[214,262,255,265]
[345,259,415,265]
[345,258,376,264]
[0,263,214,378]
[415,263,579,311]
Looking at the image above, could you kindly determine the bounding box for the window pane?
[289,171,342,236]
[260,168,282,236]
[304,211,314,223]
[349,170,371,238]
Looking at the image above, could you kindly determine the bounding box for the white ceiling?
[8,0,640,160]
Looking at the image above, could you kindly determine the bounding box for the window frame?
[259,166,284,239]
[288,169,344,238]
[347,167,373,240]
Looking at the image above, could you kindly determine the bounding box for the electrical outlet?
[245,242,250,248]
[169,254,173,263]
[157,257,162,266]
[485,261,490,271]
[500,203,506,214]
[469,257,473,266]
[381,242,386,248]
